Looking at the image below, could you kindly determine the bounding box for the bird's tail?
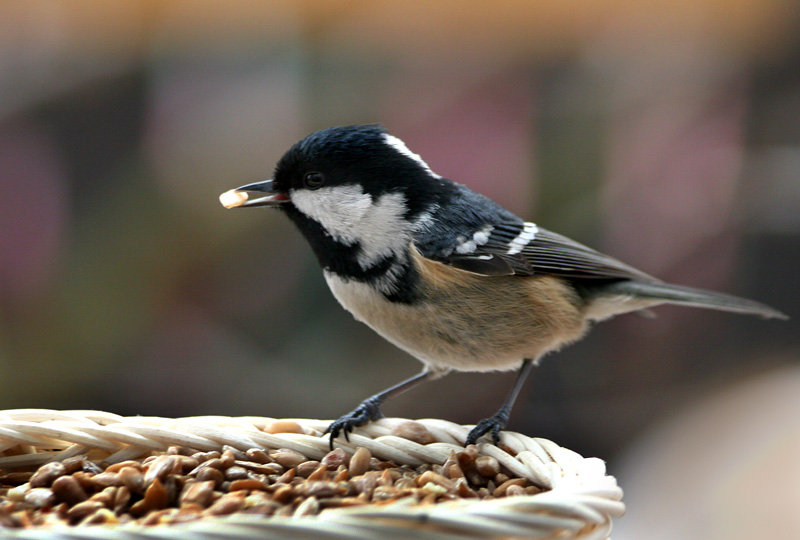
[603,280,788,320]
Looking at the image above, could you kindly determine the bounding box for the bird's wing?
[416,218,657,282]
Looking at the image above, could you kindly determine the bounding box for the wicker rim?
[0,409,624,540]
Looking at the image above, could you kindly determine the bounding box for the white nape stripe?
[506,222,539,255]
[414,207,436,230]
[383,134,441,178]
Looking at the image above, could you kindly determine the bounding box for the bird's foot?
[466,407,510,446]
[325,397,384,449]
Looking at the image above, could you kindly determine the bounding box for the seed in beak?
[219,189,249,209]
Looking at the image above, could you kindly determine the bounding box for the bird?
[219,124,787,447]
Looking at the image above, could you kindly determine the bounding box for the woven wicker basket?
[0,409,624,539]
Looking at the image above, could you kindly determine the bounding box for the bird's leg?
[466,359,534,445]
[326,367,447,449]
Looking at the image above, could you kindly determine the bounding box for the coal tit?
[221,124,787,446]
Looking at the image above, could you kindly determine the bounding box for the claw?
[326,399,384,449]
[466,409,510,446]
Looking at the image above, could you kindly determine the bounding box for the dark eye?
[303,172,325,189]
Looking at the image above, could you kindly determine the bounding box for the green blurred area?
[1,1,798,467]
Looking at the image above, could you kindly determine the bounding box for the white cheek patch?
[360,191,412,263]
[507,222,538,255]
[291,185,372,241]
[290,185,411,266]
[383,134,442,179]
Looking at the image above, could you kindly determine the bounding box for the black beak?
[219,179,290,208]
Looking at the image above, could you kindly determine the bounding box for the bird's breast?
[323,250,588,372]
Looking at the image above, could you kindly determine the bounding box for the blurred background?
[1,1,799,537]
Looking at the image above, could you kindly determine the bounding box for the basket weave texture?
[0,409,624,539]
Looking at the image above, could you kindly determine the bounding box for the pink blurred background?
[1,2,799,537]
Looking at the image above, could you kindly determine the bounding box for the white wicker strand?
[119,423,223,452]
[49,444,92,463]
[0,424,67,449]
[64,411,127,426]
[515,450,554,487]
[244,520,385,540]
[403,420,462,446]
[102,445,149,464]
[496,430,529,455]
[264,418,328,433]
[378,512,546,537]
[177,416,270,430]
[349,420,396,438]
[437,503,587,532]
[516,434,554,464]
[0,452,62,469]
[86,425,170,451]
[510,492,607,524]
[47,424,160,452]
[0,410,120,425]
[318,521,470,540]
[166,422,262,451]
[372,435,459,464]
[313,432,419,464]
[411,419,469,445]
[480,443,553,488]
[579,517,615,540]
[535,436,583,470]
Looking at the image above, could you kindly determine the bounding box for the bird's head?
[220,125,450,273]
